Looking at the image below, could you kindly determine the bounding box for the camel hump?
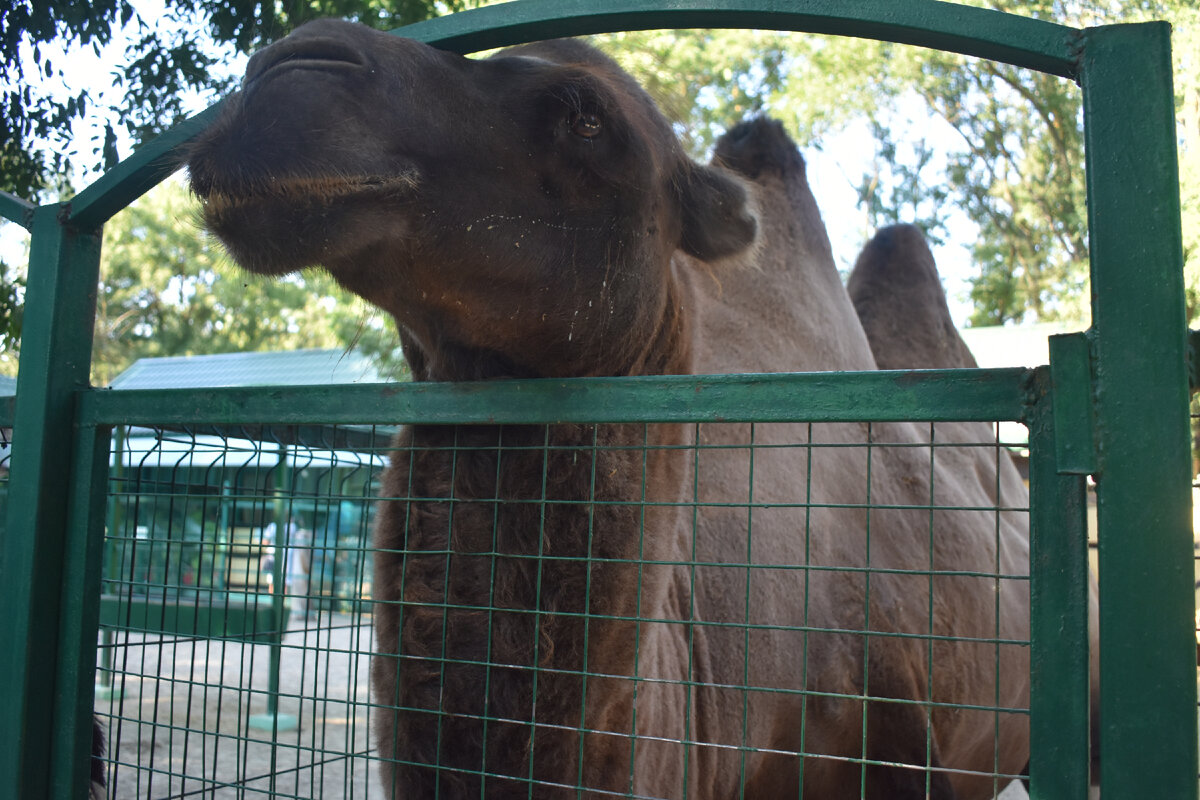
[848,223,978,370]
[712,116,806,181]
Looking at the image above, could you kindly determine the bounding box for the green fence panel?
[78,385,1040,797]
[2,1,1195,798]
[1,205,103,800]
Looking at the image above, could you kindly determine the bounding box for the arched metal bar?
[397,0,1079,75]
[66,103,225,231]
[61,0,1079,229]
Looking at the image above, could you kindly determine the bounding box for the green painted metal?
[64,103,225,230]
[1027,367,1092,799]
[1080,22,1198,800]
[0,205,103,800]
[77,368,1032,427]
[396,0,1079,78]
[0,190,35,230]
[49,424,111,800]
[1048,333,1098,475]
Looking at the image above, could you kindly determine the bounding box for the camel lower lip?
[197,170,421,213]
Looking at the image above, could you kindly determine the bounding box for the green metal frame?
[1,2,1194,798]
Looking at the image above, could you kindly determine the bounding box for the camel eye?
[569,111,603,139]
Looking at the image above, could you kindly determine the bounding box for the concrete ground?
[97,612,380,799]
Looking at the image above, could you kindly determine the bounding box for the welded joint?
[0,190,36,231]
[1048,332,1098,475]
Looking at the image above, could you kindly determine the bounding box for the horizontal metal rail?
[0,191,36,230]
[78,367,1035,427]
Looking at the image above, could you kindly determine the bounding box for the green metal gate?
[1,2,1195,798]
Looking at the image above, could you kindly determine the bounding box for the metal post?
[97,423,127,701]
[0,204,103,798]
[1026,366,1091,799]
[50,424,113,798]
[1079,22,1198,799]
[249,442,296,733]
[218,479,232,590]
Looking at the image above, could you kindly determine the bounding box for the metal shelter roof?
[107,348,385,390]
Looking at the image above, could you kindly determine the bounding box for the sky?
[1,5,980,329]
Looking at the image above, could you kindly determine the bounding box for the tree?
[766,0,1194,326]
[1,0,487,200]
[606,2,1200,327]
[92,178,407,384]
[2,0,491,371]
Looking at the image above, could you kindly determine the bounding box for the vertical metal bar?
[1027,371,1090,800]
[268,443,289,718]
[1079,22,1198,799]
[0,204,102,799]
[248,442,297,733]
[50,423,113,798]
[105,424,126,594]
[218,479,232,590]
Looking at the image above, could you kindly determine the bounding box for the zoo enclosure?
[1,1,1195,798]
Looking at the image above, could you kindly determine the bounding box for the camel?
[850,224,1101,797]
[188,20,1032,798]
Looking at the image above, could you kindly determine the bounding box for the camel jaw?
[194,170,421,218]
[193,169,423,277]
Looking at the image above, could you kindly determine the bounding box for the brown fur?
[849,224,1100,789]
[188,21,1032,798]
[848,224,980,370]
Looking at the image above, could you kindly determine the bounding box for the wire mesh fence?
[96,424,387,799]
[92,417,1031,798]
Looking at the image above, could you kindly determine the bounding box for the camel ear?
[676,163,758,262]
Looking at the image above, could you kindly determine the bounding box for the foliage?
[918,52,1089,326]
[0,263,23,376]
[854,119,953,248]
[93,179,407,385]
[604,2,1199,327]
[3,0,481,375]
[595,29,792,156]
[780,0,1195,326]
[1,0,485,200]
